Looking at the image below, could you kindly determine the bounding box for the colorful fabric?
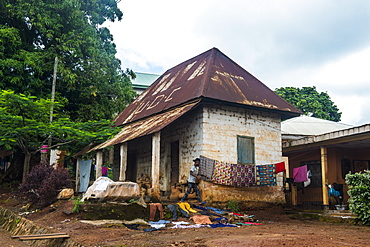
[199,155,215,181]
[293,165,308,183]
[208,223,238,228]
[211,160,233,186]
[275,161,286,174]
[256,164,276,186]
[190,215,212,225]
[231,164,255,187]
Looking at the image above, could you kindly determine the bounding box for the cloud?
[107,0,370,125]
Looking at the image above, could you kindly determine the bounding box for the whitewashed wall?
[201,104,282,165]
[125,103,284,192]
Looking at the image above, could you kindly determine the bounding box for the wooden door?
[170,141,179,186]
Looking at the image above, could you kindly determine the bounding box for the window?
[237,135,255,165]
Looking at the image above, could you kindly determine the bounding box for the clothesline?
[199,155,286,187]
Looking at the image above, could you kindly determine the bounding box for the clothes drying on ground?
[190,215,212,225]
[149,203,164,221]
[208,223,238,228]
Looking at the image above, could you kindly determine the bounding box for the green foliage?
[0,90,119,154]
[346,171,370,225]
[0,90,119,180]
[0,0,136,121]
[227,200,239,213]
[275,86,341,122]
[72,196,84,213]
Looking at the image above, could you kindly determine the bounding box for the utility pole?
[50,56,58,123]
[43,56,58,164]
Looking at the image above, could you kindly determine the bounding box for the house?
[131,72,160,95]
[87,47,301,204]
[282,117,370,209]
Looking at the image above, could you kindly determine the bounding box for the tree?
[0,0,136,121]
[275,86,341,122]
[0,90,119,182]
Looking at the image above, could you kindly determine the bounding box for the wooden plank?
[19,234,69,240]
[12,232,68,238]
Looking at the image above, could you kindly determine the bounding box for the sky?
[105,0,370,126]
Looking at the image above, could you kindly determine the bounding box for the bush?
[346,171,370,225]
[20,164,71,207]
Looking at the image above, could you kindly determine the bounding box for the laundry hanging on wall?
[274,161,286,174]
[255,164,277,186]
[199,155,215,181]
[231,163,255,187]
[200,155,281,187]
[212,160,233,186]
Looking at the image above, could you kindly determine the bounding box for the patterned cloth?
[231,164,255,187]
[256,164,276,186]
[199,155,215,181]
[211,160,232,186]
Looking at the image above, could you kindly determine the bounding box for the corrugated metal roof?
[282,115,352,136]
[90,100,200,151]
[114,47,301,127]
[131,72,160,88]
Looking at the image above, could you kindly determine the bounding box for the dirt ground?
[1,189,370,247]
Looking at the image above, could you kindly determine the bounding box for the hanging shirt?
[293,165,308,183]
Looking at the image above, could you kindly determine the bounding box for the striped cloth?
[199,155,215,181]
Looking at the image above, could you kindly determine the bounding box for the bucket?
[335,205,347,210]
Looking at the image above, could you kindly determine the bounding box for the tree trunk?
[22,153,32,183]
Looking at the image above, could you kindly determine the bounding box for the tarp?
[82,176,140,202]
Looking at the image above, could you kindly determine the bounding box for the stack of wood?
[12,232,69,241]
[136,174,151,197]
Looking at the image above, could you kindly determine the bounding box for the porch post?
[119,142,128,181]
[321,147,329,207]
[152,131,161,189]
[96,150,103,180]
[76,157,81,192]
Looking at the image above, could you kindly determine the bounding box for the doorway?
[170,141,179,186]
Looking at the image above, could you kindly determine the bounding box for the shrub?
[227,200,239,213]
[346,171,370,225]
[20,164,71,207]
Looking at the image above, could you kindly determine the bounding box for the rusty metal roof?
[114,47,301,127]
[90,100,200,151]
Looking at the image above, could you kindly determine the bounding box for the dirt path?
[1,189,369,247]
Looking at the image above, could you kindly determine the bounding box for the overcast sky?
[105,0,370,126]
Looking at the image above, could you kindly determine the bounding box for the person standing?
[181,158,205,204]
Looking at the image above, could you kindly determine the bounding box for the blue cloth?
[329,187,340,197]
[78,159,92,192]
[208,223,237,228]
[143,228,164,232]
[148,220,170,224]
[205,207,226,215]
